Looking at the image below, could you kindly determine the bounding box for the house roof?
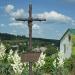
[60,29,75,41]
[70,29,75,35]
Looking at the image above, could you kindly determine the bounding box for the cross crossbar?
[16,18,46,22]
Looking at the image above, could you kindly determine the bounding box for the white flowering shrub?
[53,51,64,68]
[0,43,24,75]
[0,43,6,60]
[52,51,66,75]
[32,52,46,75]
[0,43,14,75]
[57,51,64,67]
[36,52,45,67]
[8,50,24,75]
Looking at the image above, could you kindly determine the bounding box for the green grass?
[71,35,75,55]
[72,47,75,55]
[71,35,75,40]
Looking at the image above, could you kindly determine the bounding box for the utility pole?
[16,0,46,75]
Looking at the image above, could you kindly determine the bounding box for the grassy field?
[71,35,75,56]
[72,47,75,55]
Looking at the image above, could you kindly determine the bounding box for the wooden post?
[15,1,46,75]
[29,61,33,75]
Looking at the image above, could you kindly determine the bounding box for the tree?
[45,45,58,56]
[42,56,55,74]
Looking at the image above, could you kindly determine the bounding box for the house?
[60,29,75,59]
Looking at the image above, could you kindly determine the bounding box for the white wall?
[60,32,72,59]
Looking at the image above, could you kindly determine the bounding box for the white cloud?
[5,4,26,27]
[11,9,25,18]
[36,11,74,24]
[5,6,75,26]
[0,24,5,27]
[10,17,15,21]
[5,4,14,13]
[5,4,25,18]
[72,20,75,26]
[32,23,43,37]
[5,4,25,27]
[32,24,40,30]
[10,30,17,35]
[9,22,24,26]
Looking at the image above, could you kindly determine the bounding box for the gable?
[60,29,75,41]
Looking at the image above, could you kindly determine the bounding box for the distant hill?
[32,38,60,47]
[0,32,60,53]
[0,33,26,40]
[0,32,59,46]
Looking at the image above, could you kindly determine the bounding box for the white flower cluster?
[8,50,24,75]
[0,43,6,60]
[53,51,64,68]
[58,51,64,67]
[0,43,24,75]
[36,52,45,67]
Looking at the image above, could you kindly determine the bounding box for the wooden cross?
[16,1,46,75]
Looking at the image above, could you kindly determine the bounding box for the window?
[64,44,66,53]
[68,35,71,41]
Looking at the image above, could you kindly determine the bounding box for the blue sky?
[0,0,75,39]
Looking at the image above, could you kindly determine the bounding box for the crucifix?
[16,0,46,75]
